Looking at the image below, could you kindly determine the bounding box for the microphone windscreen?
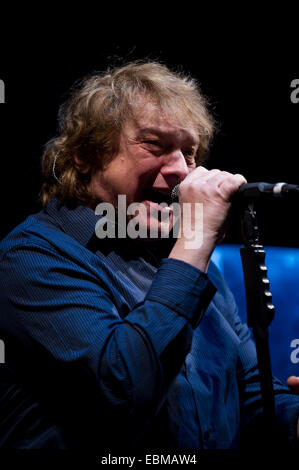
[171,185,180,202]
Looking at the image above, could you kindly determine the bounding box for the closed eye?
[144,140,161,146]
[183,149,197,165]
[142,140,164,155]
[183,149,194,157]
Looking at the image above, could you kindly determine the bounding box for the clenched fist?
[169,167,247,272]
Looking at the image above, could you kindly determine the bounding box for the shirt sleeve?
[0,240,216,446]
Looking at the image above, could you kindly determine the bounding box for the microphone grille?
[171,184,180,202]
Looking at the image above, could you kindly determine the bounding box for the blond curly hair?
[40,61,215,206]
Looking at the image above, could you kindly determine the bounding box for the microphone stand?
[239,200,277,445]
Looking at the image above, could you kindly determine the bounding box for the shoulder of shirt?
[0,213,94,263]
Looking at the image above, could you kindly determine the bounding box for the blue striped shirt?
[0,197,298,449]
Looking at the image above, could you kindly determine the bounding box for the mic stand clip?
[239,200,277,443]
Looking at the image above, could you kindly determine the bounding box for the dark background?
[0,13,298,247]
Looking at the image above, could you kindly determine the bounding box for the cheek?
[103,159,134,189]
[137,157,165,182]
[105,152,163,198]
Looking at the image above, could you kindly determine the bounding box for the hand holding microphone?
[172,179,299,202]
[169,167,247,272]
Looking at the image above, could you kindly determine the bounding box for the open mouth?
[143,188,173,206]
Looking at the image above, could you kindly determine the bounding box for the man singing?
[0,61,298,450]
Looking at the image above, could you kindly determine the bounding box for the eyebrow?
[137,127,199,146]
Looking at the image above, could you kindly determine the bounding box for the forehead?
[124,99,199,145]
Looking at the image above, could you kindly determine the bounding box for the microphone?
[171,182,299,202]
[234,182,299,200]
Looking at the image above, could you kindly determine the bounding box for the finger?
[201,168,222,182]
[178,167,220,198]
[204,170,232,187]
[200,171,245,201]
[185,166,217,184]
[287,376,299,391]
[218,174,247,201]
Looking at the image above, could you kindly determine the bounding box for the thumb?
[287,375,299,393]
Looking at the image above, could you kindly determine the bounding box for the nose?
[160,150,190,184]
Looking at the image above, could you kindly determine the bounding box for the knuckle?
[220,170,231,177]
[234,173,247,183]
[196,166,209,175]
[190,180,200,192]
[224,174,240,185]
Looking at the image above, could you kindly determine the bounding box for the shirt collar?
[44,197,101,248]
[43,197,175,263]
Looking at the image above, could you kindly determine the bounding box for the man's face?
[90,100,199,239]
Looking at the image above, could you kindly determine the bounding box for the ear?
[73,154,91,174]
